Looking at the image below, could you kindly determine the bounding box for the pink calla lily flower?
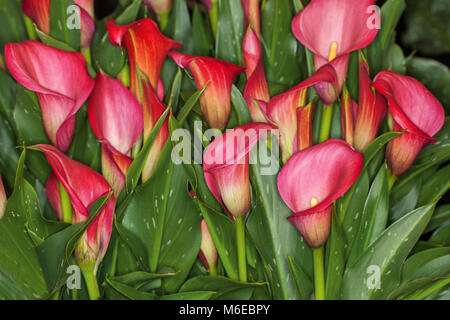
[5,40,94,152]
[353,56,387,151]
[143,0,173,14]
[277,139,363,248]
[169,52,245,130]
[106,18,182,95]
[88,71,144,195]
[22,0,95,49]
[35,144,115,273]
[373,71,445,176]
[203,123,275,217]
[341,86,358,146]
[241,0,261,37]
[243,27,270,123]
[267,64,338,162]
[291,0,379,105]
[0,175,5,220]
[199,220,218,271]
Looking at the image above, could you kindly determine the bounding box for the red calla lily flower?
[277,139,363,248]
[243,27,270,123]
[88,71,143,195]
[5,40,94,152]
[241,0,261,37]
[199,220,218,271]
[22,0,95,49]
[353,56,387,151]
[203,123,274,217]
[373,71,445,176]
[170,52,245,130]
[0,175,5,220]
[35,144,115,272]
[106,18,182,95]
[291,0,379,105]
[266,64,338,162]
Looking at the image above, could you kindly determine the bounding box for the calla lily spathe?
[199,219,218,271]
[277,139,363,248]
[203,123,274,217]
[22,0,95,49]
[5,40,94,152]
[143,0,173,14]
[266,64,338,162]
[107,18,182,95]
[170,52,245,130]
[241,0,261,37]
[35,144,115,273]
[373,71,445,176]
[291,0,379,105]
[242,27,270,123]
[341,86,358,146]
[88,71,143,195]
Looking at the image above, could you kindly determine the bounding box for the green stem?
[23,15,38,40]
[209,1,219,39]
[158,11,170,31]
[80,262,100,300]
[81,47,92,68]
[59,182,72,224]
[408,277,450,300]
[319,103,334,143]
[209,263,217,276]
[312,247,325,300]
[388,168,398,191]
[235,215,247,282]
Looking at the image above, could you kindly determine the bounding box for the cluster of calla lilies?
[0,0,446,300]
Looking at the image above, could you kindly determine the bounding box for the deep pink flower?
[341,87,358,146]
[266,64,338,162]
[170,52,245,129]
[242,27,270,123]
[203,123,274,217]
[373,71,445,176]
[88,71,143,194]
[22,0,95,49]
[199,220,218,271]
[5,40,94,152]
[277,139,363,248]
[35,144,115,272]
[353,57,387,151]
[291,0,379,105]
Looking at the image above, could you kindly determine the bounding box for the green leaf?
[35,27,76,52]
[261,0,301,89]
[49,0,80,50]
[429,225,450,247]
[179,275,263,300]
[426,205,450,233]
[362,131,403,170]
[160,291,215,300]
[215,0,244,65]
[167,68,183,114]
[191,5,211,56]
[0,71,17,128]
[0,1,27,61]
[247,142,311,299]
[417,164,450,207]
[402,0,450,55]
[109,271,178,289]
[230,84,252,126]
[287,254,313,300]
[0,151,49,299]
[347,164,389,267]
[324,213,346,299]
[105,276,158,300]
[402,247,450,281]
[407,57,450,112]
[177,84,207,126]
[384,44,406,74]
[120,143,202,293]
[0,111,19,188]
[341,204,435,299]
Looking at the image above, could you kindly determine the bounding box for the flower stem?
[80,262,100,300]
[81,47,92,68]
[319,103,334,143]
[387,168,398,191]
[59,182,72,224]
[312,247,325,300]
[23,15,38,40]
[209,263,217,276]
[235,215,247,282]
